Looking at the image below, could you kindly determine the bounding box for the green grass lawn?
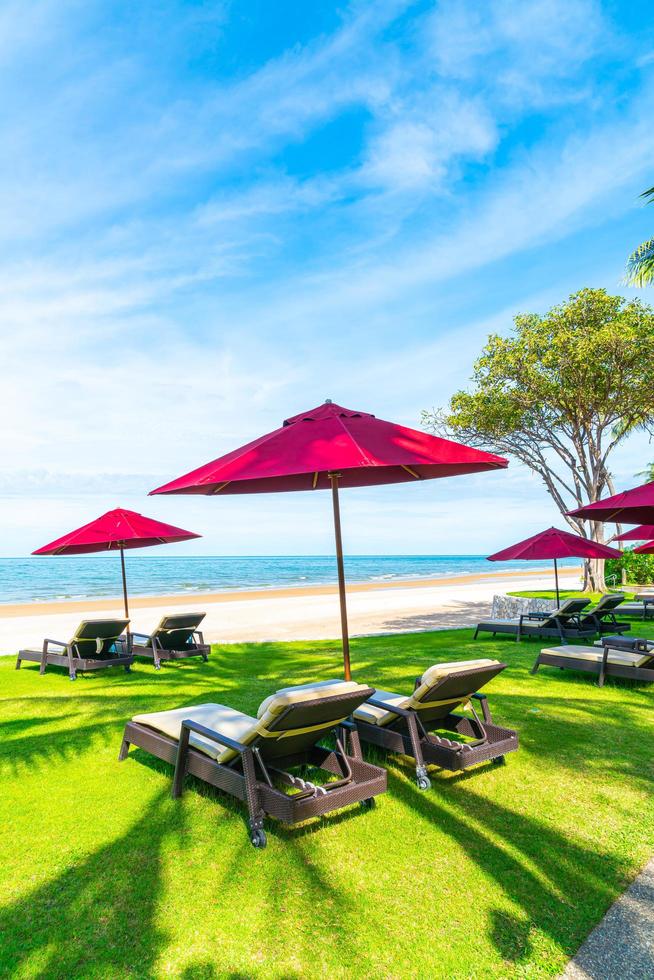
[509,588,638,601]
[1,629,653,978]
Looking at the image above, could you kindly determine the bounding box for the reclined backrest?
[71,619,129,658]
[581,594,625,620]
[220,679,373,764]
[151,612,205,650]
[359,659,505,727]
[405,659,505,723]
[546,598,590,624]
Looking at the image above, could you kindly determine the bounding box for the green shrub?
[606,547,654,585]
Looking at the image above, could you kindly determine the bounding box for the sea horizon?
[0,554,579,605]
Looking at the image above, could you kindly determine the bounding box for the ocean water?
[0,555,579,605]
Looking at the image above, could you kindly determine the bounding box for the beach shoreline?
[0,565,581,655]
[0,564,581,618]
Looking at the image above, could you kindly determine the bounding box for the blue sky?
[2,0,654,557]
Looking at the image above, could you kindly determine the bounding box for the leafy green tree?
[625,186,654,287]
[423,288,654,591]
[606,548,654,586]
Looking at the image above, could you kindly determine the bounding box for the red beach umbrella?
[570,481,654,525]
[151,400,508,678]
[33,508,200,617]
[612,524,654,542]
[488,526,621,605]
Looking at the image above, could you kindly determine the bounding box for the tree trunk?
[583,557,606,593]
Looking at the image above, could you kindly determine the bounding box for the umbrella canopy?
[33,508,200,617]
[612,524,654,542]
[151,400,508,678]
[570,481,654,525]
[488,526,621,604]
[150,401,507,494]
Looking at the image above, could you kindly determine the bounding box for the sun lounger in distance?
[615,593,654,620]
[353,659,518,789]
[130,612,210,669]
[474,598,595,643]
[532,634,654,687]
[16,618,131,681]
[119,679,387,848]
[576,593,630,635]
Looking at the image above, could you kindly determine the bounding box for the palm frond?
[640,186,654,203]
[625,236,654,287]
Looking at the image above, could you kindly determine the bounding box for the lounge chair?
[474,598,595,643]
[577,593,630,635]
[119,679,387,848]
[532,635,654,687]
[615,594,654,620]
[16,618,131,681]
[130,612,210,669]
[352,659,518,789]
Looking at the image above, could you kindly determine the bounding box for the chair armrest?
[470,692,492,723]
[180,719,249,755]
[43,638,69,650]
[522,612,548,620]
[366,697,413,717]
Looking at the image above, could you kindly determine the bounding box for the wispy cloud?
[1,0,653,555]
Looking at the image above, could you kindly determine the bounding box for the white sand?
[0,567,581,655]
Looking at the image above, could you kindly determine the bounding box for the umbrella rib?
[401,464,421,479]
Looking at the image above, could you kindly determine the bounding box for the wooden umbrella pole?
[119,545,130,619]
[554,557,560,607]
[328,473,352,681]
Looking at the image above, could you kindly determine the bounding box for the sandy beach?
[0,565,580,655]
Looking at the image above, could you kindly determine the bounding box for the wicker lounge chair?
[130,612,210,669]
[352,659,518,789]
[577,593,630,635]
[16,618,131,681]
[532,634,654,687]
[474,598,595,643]
[119,679,387,848]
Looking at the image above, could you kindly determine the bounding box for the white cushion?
[541,646,651,668]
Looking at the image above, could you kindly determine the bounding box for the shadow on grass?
[386,769,630,963]
[0,789,178,978]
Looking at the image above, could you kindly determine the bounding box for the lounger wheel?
[250,829,267,849]
[416,775,431,791]
[492,755,506,766]
[360,797,376,809]
[154,663,161,671]
[124,665,131,673]
[69,672,77,681]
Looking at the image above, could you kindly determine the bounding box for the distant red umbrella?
[33,508,200,617]
[632,540,654,554]
[570,481,654,525]
[488,526,621,605]
[151,400,508,678]
[612,524,654,542]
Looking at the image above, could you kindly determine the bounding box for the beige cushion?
[541,646,651,668]
[353,689,410,726]
[132,703,257,762]
[256,679,363,719]
[420,659,498,686]
[133,680,368,765]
